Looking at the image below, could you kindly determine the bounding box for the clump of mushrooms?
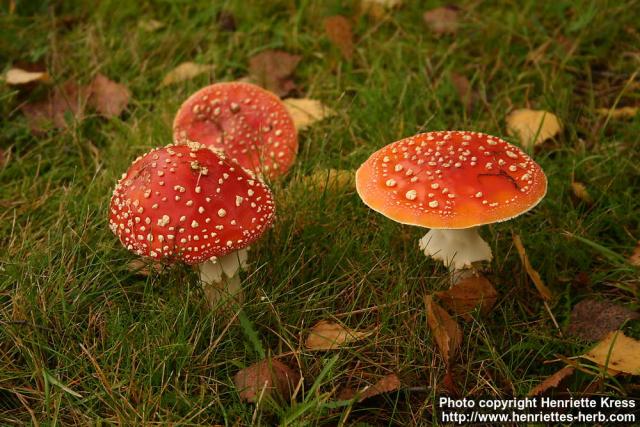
[109,141,275,305]
[356,131,547,278]
[173,81,298,179]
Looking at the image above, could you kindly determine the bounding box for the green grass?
[1,0,640,424]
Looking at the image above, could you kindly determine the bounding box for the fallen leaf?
[217,10,236,32]
[283,98,336,131]
[423,6,459,35]
[595,106,638,119]
[512,234,553,301]
[160,62,214,87]
[436,275,497,321]
[127,259,163,276]
[570,181,593,204]
[21,81,89,134]
[565,299,639,341]
[324,15,354,60]
[527,366,574,396]
[3,67,50,85]
[630,242,640,266]
[424,295,462,365]
[248,50,301,97]
[582,331,640,375]
[89,74,130,118]
[357,373,401,402]
[450,73,474,111]
[138,19,164,32]
[234,359,300,403]
[305,320,373,350]
[441,369,460,396]
[506,108,562,149]
[301,169,354,192]
[360,0,403,20]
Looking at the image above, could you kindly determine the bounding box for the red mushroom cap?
[356,131,547,229]
[109,142,276,264]
[173,82,297,179]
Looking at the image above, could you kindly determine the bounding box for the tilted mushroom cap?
[173,82,297,179]
[356,131,547,229]
[109,142,275,264]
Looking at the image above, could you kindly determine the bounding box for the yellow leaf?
[139,19,165,32]
[305,320,373,350]
[160,62,214,87]
[360,0,403,19]
[512,234,553,301]
[3,68,50,85]
[425,295,462,365]
[506,108,562,149]
[582,331,640,375]
[595,106,638,119]
[570,181,593,204]
[283,98,336,131]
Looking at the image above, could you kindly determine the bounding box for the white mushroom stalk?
[418,227,492,271]
[198,248,249,305]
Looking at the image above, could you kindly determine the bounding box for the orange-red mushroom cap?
[173,82,297,179]
[109,142,275,265]
[356,131,547,229]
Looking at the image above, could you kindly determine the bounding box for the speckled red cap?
[173,82,297,179]
[356,131,547,229]
[109,142,276,264]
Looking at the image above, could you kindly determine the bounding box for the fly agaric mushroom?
[356,131,547,271]
[173,82,297,179]
[109,141,275,304]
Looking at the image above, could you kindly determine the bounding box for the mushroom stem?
[418,227,492,271]
[197,248,249,307]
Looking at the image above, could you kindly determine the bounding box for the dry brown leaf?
[595,106,638,119]
[570,181,593,204]
[283,98,336,131]
[234,359,300,403]
[436,275,497,321]
[506,109,562,149]
[360,0,403,20]
[248,50,301,97]
[305,320,373,351]
[357,373,401,402]
[450,73,474,111]
[301,169,354,192]
[21,81,89,134]
[160,62,214,87]
[527,366,574,396]
[138,19,165,32]
[512,234,553,301]
[324,15,354,60]
[127,259,163,276]
[89,74,130,118]
[3,67,50,85]
[565,299,639,341]
[423,6,459,35]
[630,242,640,266]
[582,331,640,375]
[425,295,462,365]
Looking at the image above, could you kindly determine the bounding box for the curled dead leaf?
[582,331,640,375]
[248,50,301,97]
[357,373,401,402]
[324,15,354,60]
[595,106,638,119]
[160,62,214,87]
[423,6,459,35]
[512,234,553,301]
[234,359,300,403]
[436,275,497,321]
[89,74,130,118]
[283,98,336,131]
[570,181,593,204]
[565,299,639,341]
[527,366,574,396]
[506,108,562,149]
[3,67,50,85]
[425,295,462,365]
[305,320,373,351]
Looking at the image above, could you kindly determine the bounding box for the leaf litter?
[305,320,374,350]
